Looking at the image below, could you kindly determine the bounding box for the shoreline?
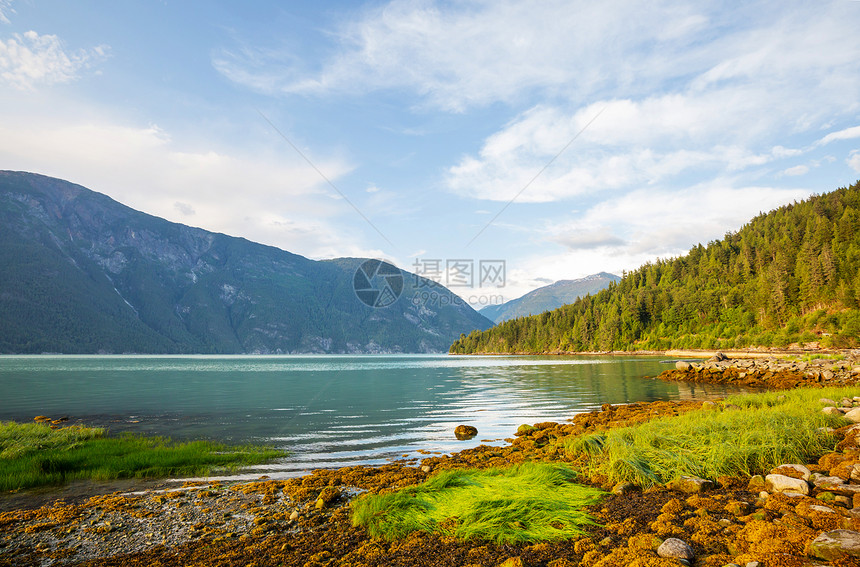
[454,347,857,358]
[4,355,860,565]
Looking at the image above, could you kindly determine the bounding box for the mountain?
[480,273,620,324]
[0,171,492,354]
[451,181,860,354]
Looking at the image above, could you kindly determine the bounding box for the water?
[0,354,745,477]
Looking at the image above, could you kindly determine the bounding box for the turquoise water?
[0,355,744,477]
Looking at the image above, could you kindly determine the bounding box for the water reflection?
[0,355,749,476]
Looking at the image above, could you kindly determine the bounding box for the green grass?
[0,421,284,491]
[566,387,856,487]
[786,353,846,362]
[351,463,604,544]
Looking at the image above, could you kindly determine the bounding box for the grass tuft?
[566,387,855,486]
[0,421,284,491]
[351,462,604,544]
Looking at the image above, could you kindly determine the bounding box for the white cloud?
[445,96,788,202]
[817,125,860,146]
[520,183,814,284]
[0,30,108,89]
[849,151,860,173]
[0,111,388,259]
[780,165,809,177]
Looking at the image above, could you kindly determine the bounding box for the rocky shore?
[658,351,860,390]
[4,363,860,566]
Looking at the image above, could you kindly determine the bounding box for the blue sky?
[1,1,860,306]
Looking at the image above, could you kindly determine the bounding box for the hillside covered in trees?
[451,181,860,354]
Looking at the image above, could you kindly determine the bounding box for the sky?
[1,1,860,308]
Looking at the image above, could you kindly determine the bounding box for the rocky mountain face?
[480,273,620,324]
[0,171,492,354]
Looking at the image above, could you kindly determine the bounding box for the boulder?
[454,425,478,439]
[808,529,860,561]
[765,473,809,495]
[675,360,691,371]
[814,476,845,489]
[822,406,843,416]
[515,424,537,436]
[667,476,714,493]
[844,408,860,423]
[656,537,694,561]
[771,464,812,481]
[747,475,766,493]
[820,398,838,406]
[612,481,637,495]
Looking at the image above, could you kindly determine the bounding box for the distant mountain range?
[480,273,620,324]
[0,171,492,354]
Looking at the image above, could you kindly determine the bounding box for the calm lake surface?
[0,355,748,478]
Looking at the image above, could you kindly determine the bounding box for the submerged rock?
[454,425,478,439]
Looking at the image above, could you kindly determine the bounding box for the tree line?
[451,181,860,354]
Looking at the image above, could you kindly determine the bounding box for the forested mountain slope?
[451,181,860,354]
[0,171,492,354]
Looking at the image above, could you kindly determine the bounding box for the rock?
[823,370,836,381]
[657,537,694,561]
[421,465,432,473]
[498,557,525,567]
[771,463,812,481]
[851,464,860,482]
[745,562,760,567]
[702,400,717,410]
[747,475,766,492]
[675,361,691,371]
[315,486,340,509]
[724,500,750,516]
[844,408,860,423]
[667,476,714,493]
[815,476,846,489]
[612,481,636,495]
[713,351,727,361]
[823,406,843,416]
[808,529,860,561]
[765,473,809,495]
[844,398,856,407]
[289,510,299,521]
[808,504,837,514]
[454,425,478,439]
[821,398,838,406]
[515,424,537,436]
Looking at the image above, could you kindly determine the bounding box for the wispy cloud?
[0,0,14,25]
[0,31,108,89]
[817,125,860,146]
[213,0,719,112]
